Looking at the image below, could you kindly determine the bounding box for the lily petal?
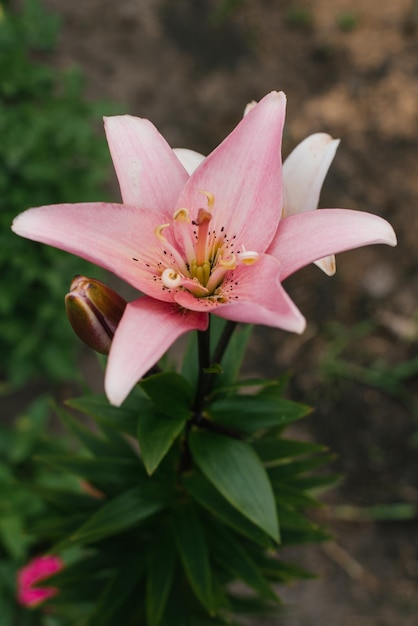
[283,133,340,216]
[268,209,397,282]
[173,148,205,175]
[174,254,306,333]
[12,202,178,300]
[104,116,188,214]
[105,297,208,406]
[283,133,340,275]
[175,91,287,253]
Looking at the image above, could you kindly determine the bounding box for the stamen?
[173,208,190,222]
[154,223,189,275]
[155,224,170,240]
[180,277,209,297]
[219,254,237,269]
[161,268,182,288]
[206,254,237,293]
[199,190,215,209]
[239,248,260,266]
[173,208,195,263]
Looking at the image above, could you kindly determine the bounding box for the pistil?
[194,208,212,267]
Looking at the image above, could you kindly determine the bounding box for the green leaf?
[137,402,187,475]
[171,502,215,613]
[0,515,28,560]
[268,453,335,483]
[208,395,310,433]
[189,429,279,542]
[276,504,321,531]
[69,483,169,545]
[36,488,100,515]
[146,525,176,626]
[281,526,331,545]
[289,473,343,492]
[272,483,320,509]
[210,527,279,602]
[257,556,315,582]
[55,404,127,458]
[36,454,143,491]
[183,470,272,548]
[140,373,193,420]
[88,552,146,626]
[66,394,139,435]
[253,438,326,465]
[208,378,279,400]
[212,322,253,388]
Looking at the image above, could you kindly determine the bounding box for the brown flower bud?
[65,276,127,355]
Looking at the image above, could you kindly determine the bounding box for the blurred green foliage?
[0,396,71,626]
[0,0,112,387]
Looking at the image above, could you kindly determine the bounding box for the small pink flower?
[17,555,63,608]
[12,92,396,406]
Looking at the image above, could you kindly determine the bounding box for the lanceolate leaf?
[137,402,187,475]
[182,470,272,548]
[268,453,335,483]
[36,454,143,491]
[253,438,326,465]
[66,393,140,435]
[189,430,279,542]
[55,404,136,459]
[88,552,146,626]
[146,525,176,626]
[207,395,310,433]
[140,373,193,420]
[69,483,169,545]
[210,527,279,602]
[171,502,215,613]
[211,322,253,389]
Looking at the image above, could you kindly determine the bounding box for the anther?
[199,190,215,209]
[161,268,182,288]
[155,224,170,240]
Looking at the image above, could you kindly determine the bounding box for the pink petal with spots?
[11,202,179,301]
[174,254,306,333]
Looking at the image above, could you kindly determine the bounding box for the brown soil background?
[20,0,418,624]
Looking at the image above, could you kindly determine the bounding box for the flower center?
[153,191,259,298]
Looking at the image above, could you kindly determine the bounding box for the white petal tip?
[315,255,337,276]
[104,377,129,408]
[11,211,30,237]
[296,318,307,335]
[105,389,125,408]
[387,229,397,247]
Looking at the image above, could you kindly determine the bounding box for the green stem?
[181,320,240,471]
[193,321,211,413]
[212,320,237,367]
[192,319,239,416]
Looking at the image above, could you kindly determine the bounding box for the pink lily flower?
[17,555,63,608]
[12,92,396,406]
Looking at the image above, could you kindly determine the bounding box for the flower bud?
[65,276,127,355]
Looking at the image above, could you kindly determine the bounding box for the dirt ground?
[19,0,418,623]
